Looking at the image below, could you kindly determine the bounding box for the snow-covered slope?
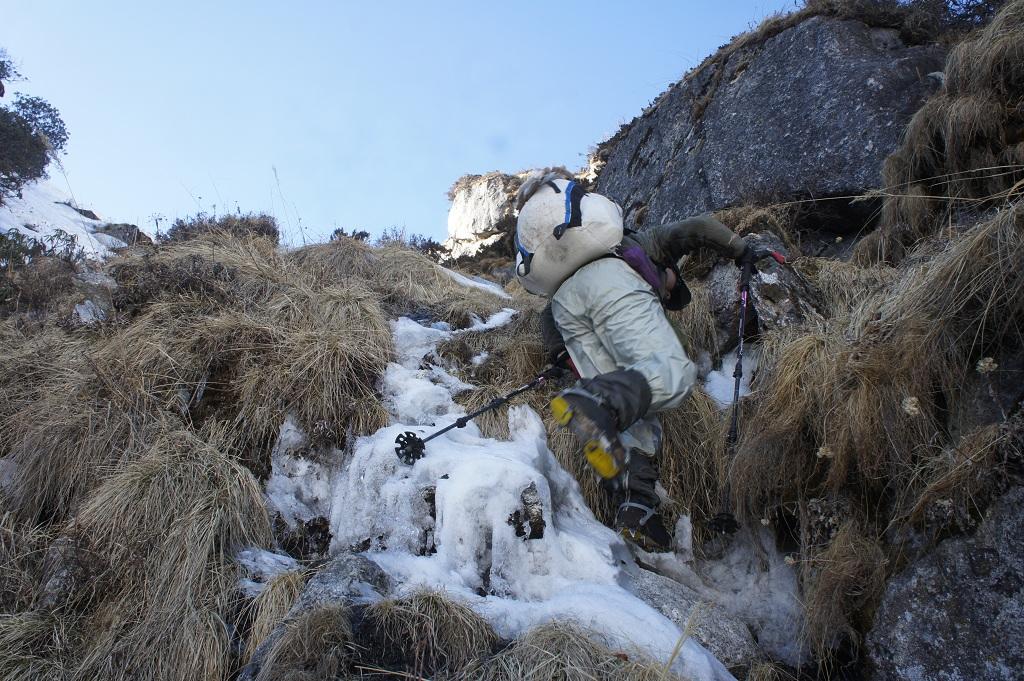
[328,311,734,680]
[0,178,125,256]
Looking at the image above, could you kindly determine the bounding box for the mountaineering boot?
[549,389,626,479]
[616,503,672,553]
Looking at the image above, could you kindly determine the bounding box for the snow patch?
[0,178,113,258]
[643,528,806,666]
[72,299,105,325]
[704,346,761,409]
[468,307,517,331]
[236,547,300,597]
[265,415,333,527]
[443,267,512,299]
[328,311,735,681]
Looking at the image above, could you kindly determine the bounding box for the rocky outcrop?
[624,566,762,676]
[443,172,524,259]
[594,17,946,230]
[865,486,1024,681]
[94,222,151,248]
[63,269,119,328]
[704,232,824,350]
[240,553,391,680]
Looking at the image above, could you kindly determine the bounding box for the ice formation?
[328,312,736,681]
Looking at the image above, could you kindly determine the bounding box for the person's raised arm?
[634,214,747,266]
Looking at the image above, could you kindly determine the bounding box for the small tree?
[0,107,49,200]
[0,48,70,202]
[12,95,68,154]
[0,48,21,83]
[331,227,370,242]
[163,212,281,244]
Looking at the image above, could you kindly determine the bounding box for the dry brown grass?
[730,202,1023,660]
[288,237,506,326]
[793,258,899,319]
[800,524,887,658]
[0,228,525,678]
[0,611,75,681]
[256,605,353,681]
[110,231,295,308]
[72,426,272,681]
[0,514,52,613]
[713,204,801,259]
[94,238,397,471]
[463,621,682,681]
[659,388,728,540]
[243,570,308,659]
[857,0,1024,264]
[668,281,720,361]
[361,589,498,678]
[2,377,152,525]
[739,201,1023,506]
[747,661,800,681]
[905,422,1006,530]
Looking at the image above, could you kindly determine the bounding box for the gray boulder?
[622,566,762,676]
[241,553,391,680]
[595,17,946,228]
[443,172,524,259]
[94,223,152,247]
[704,232,824,351]
[865,486,1024,681]
[64,269,119,328]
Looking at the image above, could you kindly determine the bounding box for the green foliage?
[162,212,280,245]
[0,48,69,201]
[11,95,68,154]
[0,107,49,201]
[0,48,20,82]
[377,226,447,261]
[331,227,370,241]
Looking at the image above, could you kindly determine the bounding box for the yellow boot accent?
[584,441,620,479]
[550,395,574,426]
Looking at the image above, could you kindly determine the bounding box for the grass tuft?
[361,589,498,677]
[256,605,352,681]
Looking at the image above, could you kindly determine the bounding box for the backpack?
[514,179,624,297]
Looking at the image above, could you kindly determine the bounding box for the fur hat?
[515,166,574,211]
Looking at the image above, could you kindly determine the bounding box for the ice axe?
[394,362,568,465]
[707,248,786,536]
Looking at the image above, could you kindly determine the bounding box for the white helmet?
[514,177,624,296]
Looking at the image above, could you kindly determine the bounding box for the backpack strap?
[553,181,587,240]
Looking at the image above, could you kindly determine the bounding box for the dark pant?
[602,448,660,512]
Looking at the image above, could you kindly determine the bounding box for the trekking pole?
[395,364,563,464]
[708,249,785,535]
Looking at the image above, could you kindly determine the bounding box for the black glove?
[734,244,785,269]
[734,242,756,269]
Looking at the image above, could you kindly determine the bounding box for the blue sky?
[5,1,796,244]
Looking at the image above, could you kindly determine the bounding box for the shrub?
[0,229,83,315]
[376,226,448,261]
[330,227,370,241]
[0,107,48,201]
[11,95,68,154]
[162,212,280,245]
[0,48,21,83]
[361,590,498,677]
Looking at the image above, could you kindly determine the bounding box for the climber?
[515,168,757,552]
